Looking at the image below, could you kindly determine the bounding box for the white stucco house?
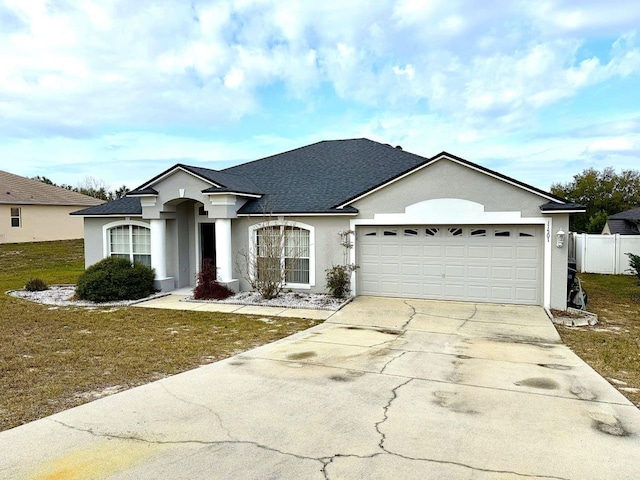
[73,139,584,310]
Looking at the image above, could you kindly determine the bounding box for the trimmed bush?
[76,257,156,302]
[25,278,48,292]
[194,259,234,300]
[325,264,358,299]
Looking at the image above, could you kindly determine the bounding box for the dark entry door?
[200,223,216,268]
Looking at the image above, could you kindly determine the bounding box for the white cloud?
[1,0,640,191]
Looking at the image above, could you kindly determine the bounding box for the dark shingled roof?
[224,138,429,214]
[71,196,141,216]
[606,219,639,235]
[610,207,640,221]
[73,138,577,216]
[604,207,640,235]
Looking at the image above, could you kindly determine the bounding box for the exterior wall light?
[556,229,566,248]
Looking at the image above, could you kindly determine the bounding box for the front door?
[200,223,216,269]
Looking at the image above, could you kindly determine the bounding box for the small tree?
[626,253,640,283]
[238,218,306,299]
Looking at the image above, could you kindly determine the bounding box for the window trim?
[249,221,315,289]
[102,220,152,266]
[10,207,21,228]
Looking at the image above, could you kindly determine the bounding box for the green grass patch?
[0,240,320,431]
[557,273,640,408]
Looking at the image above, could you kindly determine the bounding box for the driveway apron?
[2,297,640,479]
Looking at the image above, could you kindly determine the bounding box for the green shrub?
[193,259,234,300]
[325,264,358,299]
[25,278,48,292]
[76,257,156,302]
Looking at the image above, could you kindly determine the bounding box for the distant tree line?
[551,167,640,233]
[32,175,129,202]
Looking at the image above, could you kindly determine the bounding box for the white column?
[150,219,167,279]
[215,218,233,282]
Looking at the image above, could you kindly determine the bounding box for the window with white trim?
[253,223,313,286]
[108,224,151,267]
[10,207,21,228]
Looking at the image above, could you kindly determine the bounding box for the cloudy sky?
[1,0,639,191]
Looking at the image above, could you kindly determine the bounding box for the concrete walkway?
[2,297,640,479]
[132,293,336,320]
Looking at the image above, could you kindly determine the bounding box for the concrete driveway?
[2,297,640,479]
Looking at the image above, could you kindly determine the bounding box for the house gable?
[350,156,554,220]
[341,152,567,211]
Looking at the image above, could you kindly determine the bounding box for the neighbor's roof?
[0,170,104,206]
[609,207,640,221]
[605,219,639,235]
[73,138,581,217]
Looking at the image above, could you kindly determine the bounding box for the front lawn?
[556,273,640,408]
[0,240,320,431]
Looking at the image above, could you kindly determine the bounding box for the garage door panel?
[468,246,489,259]
[444,284,465,297]
[467,285,490,299]
[445,245,465,258]
[360,244,380,256]
[401,263,421,276]
[422,264,442,277]
[516,267,538,281]
[380,262,399,274]
[402,245,421,257]
[422,283,444,296]
[445,265,465,278]
[423,245,443,257]
[515,287,537,302]
[380,281,401,294]
[492,266,513,280]
[357,225,542,305]
[491,286,513,301]
[380,245,400,256]
[401,282,422,295]
[492,246,514,259]
[516,246,538,260]
[468,265,489,279]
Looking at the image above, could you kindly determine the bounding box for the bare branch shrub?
[237,217,308,299]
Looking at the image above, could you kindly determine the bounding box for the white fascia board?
[237,212,357,217]
[76,214,143,218]
[203,191,262,199]
[338,155,565,209]
[541,209,586,214]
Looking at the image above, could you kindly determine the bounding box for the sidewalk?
[133,294,336,320]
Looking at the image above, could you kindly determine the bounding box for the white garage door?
[357,225,543,305]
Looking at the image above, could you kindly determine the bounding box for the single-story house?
[0,170,103,244]
[602,207,640,235]
[73,138,584,310]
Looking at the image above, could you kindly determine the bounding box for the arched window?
[105,223,151,267]
[250,222,314,287]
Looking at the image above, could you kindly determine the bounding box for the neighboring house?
[602,207,640,235]
[73,138,584,310]
[0,170,103,244]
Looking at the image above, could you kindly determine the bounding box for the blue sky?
[1,0,639,191]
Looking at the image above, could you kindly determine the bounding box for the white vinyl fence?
[571,233,640,274]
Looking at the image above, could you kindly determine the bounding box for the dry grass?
[556,273,640,408]
[0,240,320,432]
